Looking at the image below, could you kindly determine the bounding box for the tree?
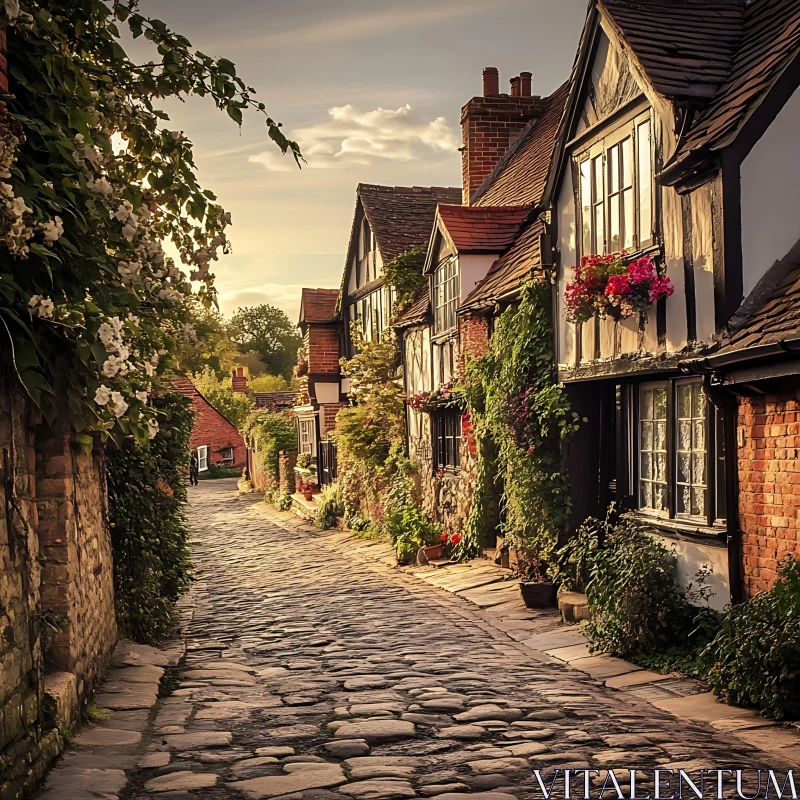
[231,305,302,380]
[249,373,291,392]
[175,303,242,378]
[0,0,299,444]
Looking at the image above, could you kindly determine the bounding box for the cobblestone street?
[118,480,778,799]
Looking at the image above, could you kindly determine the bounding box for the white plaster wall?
[557,177,577,369]
[459,254,497,301]
[662,179,688,352]
[692,184,716,343]
[741,85,800,296]
[650,534,731,611]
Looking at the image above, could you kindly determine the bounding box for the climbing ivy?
[241,409,296,486]
[381,247,427,318]
[106,392,193,643]
[0,0,298,444]
[459,280,580,575]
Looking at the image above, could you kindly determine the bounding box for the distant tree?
[176,303,242,378]
[231,305,302,380]
[249,373,292,393]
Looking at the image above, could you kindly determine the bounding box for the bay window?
[578,112,653,259]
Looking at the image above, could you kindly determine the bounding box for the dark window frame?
[432,408,462,472]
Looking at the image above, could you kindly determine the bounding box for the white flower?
[114,200,133,222]
[127,312,140,327]
[94,385,112,406]
[147,418,159,439]
[143,362,155,377]
[110,391,128,418]
[0,182,13,199]
[87,177,113,198]
[28,294,54,319]
[39,216,63,244]
[122,222,137,242]
[5,0,20,24]
[136,390,149,403]
[102,355,121,377]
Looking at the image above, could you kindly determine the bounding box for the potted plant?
[517,550,558,608]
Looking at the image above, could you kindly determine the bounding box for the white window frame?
[299,418,315,456]
[433,258,458,335]
[197,445,209,472]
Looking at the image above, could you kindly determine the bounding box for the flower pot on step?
[303,490,313,502]
[519,581,557,608]
[423,544,443,560]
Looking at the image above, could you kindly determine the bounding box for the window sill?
[434,469,461,481]
[632,512,727,546]
[431,330,457,345]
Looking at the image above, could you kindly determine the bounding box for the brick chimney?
[461,67,542,205]
[231,366,248,394]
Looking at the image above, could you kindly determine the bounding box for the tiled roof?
[170,376,198,398]
[673,0,800,161]
[473,83,570,208]
[460,219,545,312]
[600,0,745,101]
[254,391,297,409]
[437,205,531,254]
[393,286,431,329]
[359,184,462,262]
[299,288,339,325]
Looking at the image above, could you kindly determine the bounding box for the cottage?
[552,0,800,605]
[172,376,246,472]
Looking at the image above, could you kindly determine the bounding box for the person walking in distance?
[189,452,199,486]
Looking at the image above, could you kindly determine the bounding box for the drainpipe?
[690,368,744,604]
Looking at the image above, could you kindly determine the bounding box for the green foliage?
[175,304,242,377]
[381,247,427,318]
[192,366,254,429]
[275,491,293,512]
[198,465,239,480]
[231,305,303,380]
[707,558,800,719]
[460,280,579,573]
[106,392,193,643]
[315,482,344,529]
[241,409,296,484]
[249,373,291,393]
[556,512,717,662]
[0,1,297,441]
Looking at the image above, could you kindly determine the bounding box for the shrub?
[707,558,800,719]
[242,409,296,486]
[315,483,344,529]
[106,393,193,643]
[557,512,712,659]
[275,491,293,512]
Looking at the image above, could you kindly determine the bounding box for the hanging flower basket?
[407,381,464,413]
[565,253,673,324]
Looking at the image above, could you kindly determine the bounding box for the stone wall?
[279,450,298,494]
[738,389,800,597]
[0,386,117,798]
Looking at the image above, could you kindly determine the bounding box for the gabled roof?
[299,288,339,325]
[671,0,800,165]
[459,219,545,313]
[358,184,462,262]
[254,391,297,410]
[600,0,744,101]
[435,205,531,256]
[170,376,239,429]
[472,82,570,208]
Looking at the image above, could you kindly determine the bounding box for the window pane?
[594,203,605,254]
[581,160,592,256]
[621,137,633,189]
[639,386,668,513]
[609,197,620,253]
[676,381,707,519]
[622,188,634,249]
[637,120,652,245]
[608,145,620,194]
[593,155,604,200]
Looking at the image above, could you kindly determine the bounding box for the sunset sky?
[136,0,587,321]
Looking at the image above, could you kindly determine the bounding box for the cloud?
[250,104,459,171]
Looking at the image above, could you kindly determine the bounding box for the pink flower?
[605,274,631,297]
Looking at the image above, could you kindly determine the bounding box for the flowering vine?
[0,0,299,444]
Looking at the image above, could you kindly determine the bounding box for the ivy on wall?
[459,280,581,575]
[242,409,296,486]
[106,392,193,643]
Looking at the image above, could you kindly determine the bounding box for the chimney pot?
[519,71,532,97]
[510,76,521,97]
[482,67,499,97]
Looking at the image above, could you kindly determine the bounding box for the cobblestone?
[120,480,784,799]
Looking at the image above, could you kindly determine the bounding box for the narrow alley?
[98,481,780,799]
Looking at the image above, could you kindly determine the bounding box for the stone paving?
[65,480,795,799]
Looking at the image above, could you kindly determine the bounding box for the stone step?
[557,590,590,624]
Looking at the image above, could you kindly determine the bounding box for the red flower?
[450,533,462,545]
[440,531,448,543]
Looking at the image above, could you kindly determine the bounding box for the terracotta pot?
[303,490,313,501]
[519,581,557,608]
[422,544,444,560]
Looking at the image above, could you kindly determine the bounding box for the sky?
[135,0,587,322]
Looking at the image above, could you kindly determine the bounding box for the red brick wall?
[189,393,246,470]
[460,96,543,204]
[459,313,491,367]
[308,324,341,375]
[738,390,800,597]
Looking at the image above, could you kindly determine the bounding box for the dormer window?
[578,114,653,258]
[433,258,458,335]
